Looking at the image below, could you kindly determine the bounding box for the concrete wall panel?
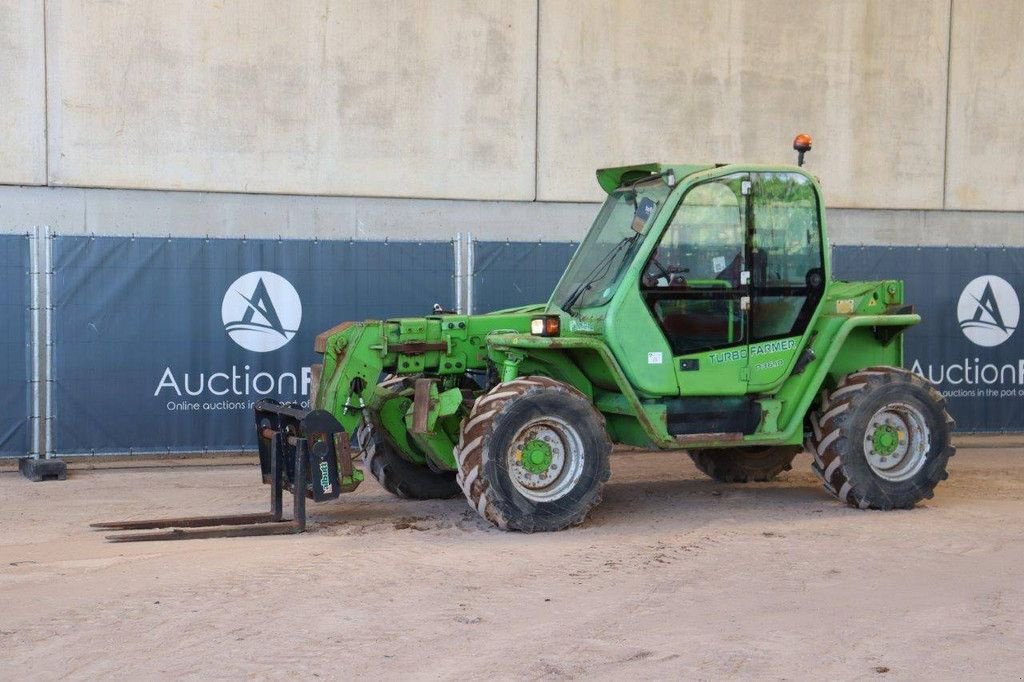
[0,0,45,185]
[538,0,950,208]
[46,0,536,200]
[4,184,1023,247]
[946,1,1024,211]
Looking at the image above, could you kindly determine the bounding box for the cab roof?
[595,164,713,194]
[595,162,812,194]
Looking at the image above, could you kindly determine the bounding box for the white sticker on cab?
[647,352,663,365]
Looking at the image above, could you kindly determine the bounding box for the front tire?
[455,376,611,532]
[357,418,461,501]
[688,446,800,483]
[808,367,955,509]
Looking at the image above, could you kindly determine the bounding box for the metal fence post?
[43,225,54,459]
[454,233,463,314]
[18,225,66,480]
[28,227,41,459]
[466,232,474,315]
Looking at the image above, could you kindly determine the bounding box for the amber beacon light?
[793,133,813,166]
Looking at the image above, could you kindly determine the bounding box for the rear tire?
[807,366,955,509]
[455,376,611,532]
[356,417,460,501]
[688,446,800,483]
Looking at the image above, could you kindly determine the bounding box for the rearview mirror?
[631,197,657,234]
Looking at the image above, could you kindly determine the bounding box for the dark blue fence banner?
[0,234,30,457]
[471,240,577,313]
[834,246,1024,432]
[51,236,455,454]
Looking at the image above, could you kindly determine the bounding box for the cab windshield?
[551,179,670,313]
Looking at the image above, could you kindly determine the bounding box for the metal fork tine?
[92,432,320,542]
[104,521,301,542]
[90,512,277,531]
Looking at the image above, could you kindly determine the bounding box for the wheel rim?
[507,416,585,502]
[862,401,930,482]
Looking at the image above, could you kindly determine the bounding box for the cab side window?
[641,175,748,355]
[750,172,824,340]
[651,180,745,289]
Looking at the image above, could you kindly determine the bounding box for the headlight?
[530,315,560,337]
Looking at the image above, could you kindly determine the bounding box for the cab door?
[747,172,826,390]
[639,173,751,397]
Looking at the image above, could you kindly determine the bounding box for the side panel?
[747,337,803,388]
[603,287,678,396]
[827,327,903,385]
[675,346,748,397]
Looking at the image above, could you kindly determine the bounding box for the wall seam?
[41,0,49,185]
[941,0,954,209]
[533,0,540,202]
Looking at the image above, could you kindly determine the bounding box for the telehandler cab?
[96,135,954,540]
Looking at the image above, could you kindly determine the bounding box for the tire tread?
[808,367,955,509]
[454,376,611,531]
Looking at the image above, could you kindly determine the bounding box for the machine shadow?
[308,470,844,535]
[584,474,840,528]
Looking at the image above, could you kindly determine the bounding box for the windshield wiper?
[562,234,639,315]
[560,282,591,316]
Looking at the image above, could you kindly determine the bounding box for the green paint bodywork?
[309,162,920,471]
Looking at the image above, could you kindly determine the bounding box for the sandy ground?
[1,445,1023,681]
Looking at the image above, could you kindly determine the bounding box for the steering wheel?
[645,254,689,288]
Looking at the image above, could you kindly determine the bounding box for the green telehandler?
[96,135,954,540]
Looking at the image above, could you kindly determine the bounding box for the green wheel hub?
[508,417,585,503]
[871,424,900,456]
[520,439,553,474]
[863,402,930,482]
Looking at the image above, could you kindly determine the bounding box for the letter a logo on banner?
[222,271,302,352]
[957,275,1019,347]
